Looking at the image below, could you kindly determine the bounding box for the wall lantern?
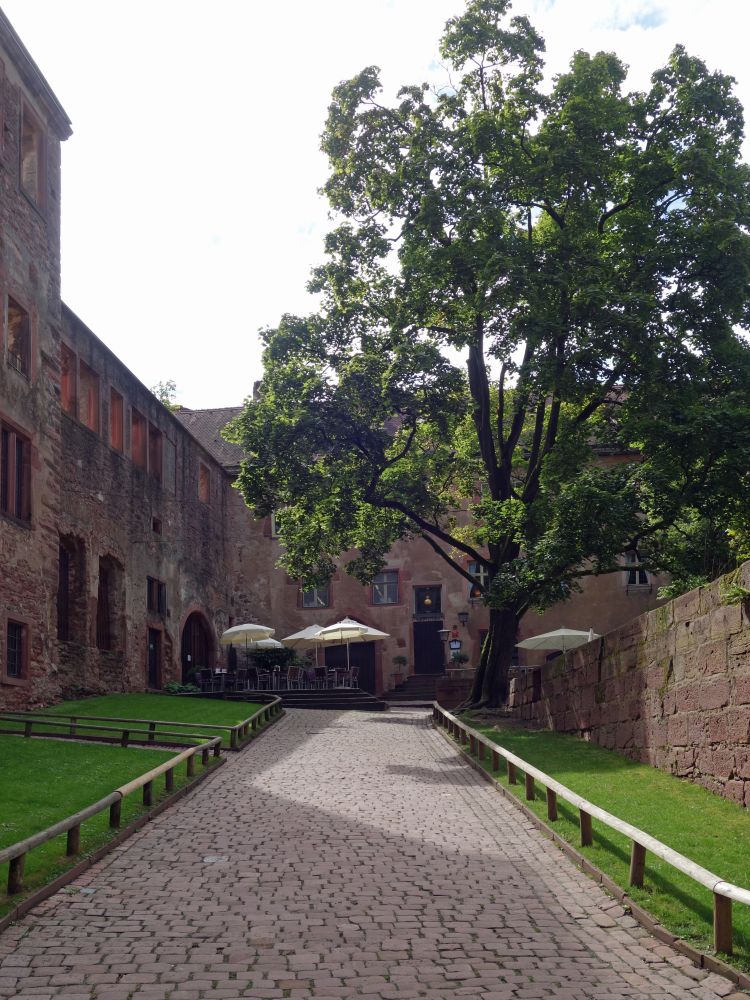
[437,628,451,642]
[423,594,433,607]
[457,611,469,627]
[449,638,462,651]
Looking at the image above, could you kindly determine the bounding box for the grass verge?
[33,693,268,748]
[0,735,216,920]
[460,716,750,971]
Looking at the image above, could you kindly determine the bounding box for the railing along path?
[0,697,282,750]
[433,702,750,955]
[0,699,283,897]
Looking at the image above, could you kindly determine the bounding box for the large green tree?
[229,0,750,707]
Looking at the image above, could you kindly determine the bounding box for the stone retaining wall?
[508,561,750,805]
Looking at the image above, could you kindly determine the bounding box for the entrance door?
[413,620,445,674]
[181,612,213,683]
[147,628,161,689]
[324,641,376,693]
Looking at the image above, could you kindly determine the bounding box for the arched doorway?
[181,612,214,683]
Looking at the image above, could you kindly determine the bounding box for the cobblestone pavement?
[0,709,743,999]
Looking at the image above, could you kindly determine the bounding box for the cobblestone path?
[0,710,741,999]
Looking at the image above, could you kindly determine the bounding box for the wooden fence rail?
[0,737,222,897]
[433,702,750,955]
[0,697,282,750]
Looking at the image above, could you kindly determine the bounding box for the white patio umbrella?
[244,637,284,650]
[219,623,275,646]
[516,627,599,654]
[315,618,368,670]
[281,624,325,666]
[315,617,389,669]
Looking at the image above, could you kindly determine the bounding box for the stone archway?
[181,611,214,684]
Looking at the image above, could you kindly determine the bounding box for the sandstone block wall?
[509,561,750,804]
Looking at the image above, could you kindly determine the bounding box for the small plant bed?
[30,693,269,749]
[0,735,208,921]
[459,716,750,972]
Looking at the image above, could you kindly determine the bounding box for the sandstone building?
[0,11,666,710]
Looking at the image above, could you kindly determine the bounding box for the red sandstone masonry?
[509,561,750,804]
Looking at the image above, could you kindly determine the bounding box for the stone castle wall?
[509,561,750,805]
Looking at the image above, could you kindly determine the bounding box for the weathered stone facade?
[509,561,750,804]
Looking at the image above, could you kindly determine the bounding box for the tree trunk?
[464,606,518,710]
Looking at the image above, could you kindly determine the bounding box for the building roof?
[0,9,72,140]
[174,406,245,470]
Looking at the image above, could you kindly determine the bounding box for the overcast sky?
[3,0,750,408]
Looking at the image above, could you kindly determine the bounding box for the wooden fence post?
[507,760,517,784]
[714,894,733,955]
[109,799,122,828]
[629,842,646,887]
[148,722,156,744]
[165,768,174,793]
[202,747,209,766]
[8,854,25,894]
[187,755,195,777]
[121,730,129,748]
[525,773,535,801]
[66,825,80,856]
[579,809,593,847]
[230,728,238,750]
[492,749,500,771]
[143,781,153,807]
[546,788,558,821]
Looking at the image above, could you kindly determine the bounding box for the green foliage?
[150,379,180,411]
[163,681,199,694]
[227,1,750,705]
[250,647,299,671]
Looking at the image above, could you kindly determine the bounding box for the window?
[6,297,30,378]
[6,620,26,679]
[57,535,85,643]
[60,343,76,415]
[414,585,441,616]
[148,423,162,482]
[110,389,123,451]
[57,544,70,641]
[152,517,162,534]
[372,570,398,605]
[131,408,147,468]
[79,361,100,433]
[20,102,45,206]
[626,551,649,589]
[96,556,123,652]
[1,421,31,522]
[146,576,167,615]
[270,511,283,537]
[468,560,489,599]
[198,462,210,503]
[301,584,330,608]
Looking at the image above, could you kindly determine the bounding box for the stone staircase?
[228,688,389,712]
[382,673,442,706]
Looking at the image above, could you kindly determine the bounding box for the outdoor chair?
[248,666,270,690]
[196,668,216,693]
[288,665,304,689]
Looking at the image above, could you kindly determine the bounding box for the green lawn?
[26,693,268,748]
[462,717,750,969]
[0,735,208,919]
